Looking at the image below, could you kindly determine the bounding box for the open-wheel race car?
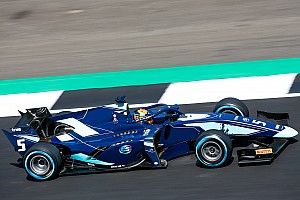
[2,97,298,181]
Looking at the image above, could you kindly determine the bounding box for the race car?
[2,97,298,181]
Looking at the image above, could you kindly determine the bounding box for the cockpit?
[111,97,184,125]
[130,104,183,125]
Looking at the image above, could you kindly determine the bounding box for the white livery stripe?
[56,133,74,142]
[144,141,154,147]
[15,135,40,142]
[185,122,222,131]
[222,124,260,135]
[184,122,259,135]
[273,126,298,138]
[178,114,210,121]
[58,118,99,137]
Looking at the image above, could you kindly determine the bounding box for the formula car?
[2,97,298,181]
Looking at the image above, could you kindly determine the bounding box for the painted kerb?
[0,57,300,95]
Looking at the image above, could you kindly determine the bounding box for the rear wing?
[2,107,52,155]
[15,107,52,138]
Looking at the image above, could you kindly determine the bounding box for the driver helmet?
[133,108,153,124]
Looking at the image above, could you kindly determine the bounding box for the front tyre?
[195,130,232,168]
[23,142,62,181]
[214,97,249,117]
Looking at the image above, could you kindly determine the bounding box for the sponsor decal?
[112,140,133,146]
[275,124,281,130]
[111,164,125,169]
[113,114,118,123]
[11,128,21,132]
[255,148,273,155]
[145,148,155,153]
[242,117,250,122]
[143,129,150,136]
[119,145,132,155]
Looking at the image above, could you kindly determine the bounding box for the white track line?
[159,74,298,104]
[0,91,63,117]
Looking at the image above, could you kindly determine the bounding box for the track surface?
[1,0,300,79]
[1,97,299,200]
[1,1,300,199]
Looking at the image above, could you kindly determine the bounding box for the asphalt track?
[1,0,300,79]
[1,96,300,200]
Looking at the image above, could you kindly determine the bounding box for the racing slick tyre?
[214,97,249,117]
[23,142,62,181]
[195,130,232,168]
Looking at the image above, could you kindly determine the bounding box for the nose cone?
[273,126,299,138]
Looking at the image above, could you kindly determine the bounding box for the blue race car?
[3,97,298,181]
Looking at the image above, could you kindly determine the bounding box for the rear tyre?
[23,142,62,181]
[214,97,249,117]
[195,130,232,168]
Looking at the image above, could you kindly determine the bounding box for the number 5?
[17,139,26,152]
